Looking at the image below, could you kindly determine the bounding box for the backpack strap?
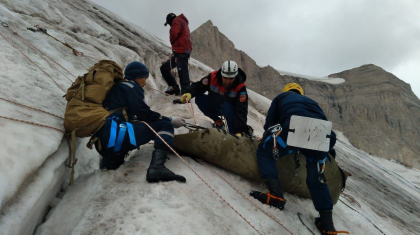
[69,130,77,185]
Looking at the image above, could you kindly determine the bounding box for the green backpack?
[63,60,125,184]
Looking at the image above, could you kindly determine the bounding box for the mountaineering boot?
[250,179,286,210]
[146,149,186,183]
[165,85,181,96]
[314,210,349,235]
[315,210,335,234]
[104,155,125,170]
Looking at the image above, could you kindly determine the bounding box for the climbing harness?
[306,156,329,184]
[269,124,282,159]
[262,124,294,159]
[107,116,137,152]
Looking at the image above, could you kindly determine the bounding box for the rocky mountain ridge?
[191,20,420,168]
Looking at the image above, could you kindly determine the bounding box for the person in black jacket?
[250,83,345,235]
[180,60,248,136]
[95,61,186,183]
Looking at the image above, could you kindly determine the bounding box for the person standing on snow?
[250,83,348,235]
[95,61,187,183]
[161,13,192,95]
[179,60,249,137]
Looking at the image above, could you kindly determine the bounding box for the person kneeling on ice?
[95,61,187,183]
[250,83,348,235]
[178,60,248,137]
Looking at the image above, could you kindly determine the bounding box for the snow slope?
[277,70,345,85]
[0,0,419,234]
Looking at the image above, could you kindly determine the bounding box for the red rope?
[0,29,66,92]
[12,26,76,81]
[0,115,64,133]
[0,97,63,120]
[200,161,294,234]
[140,121,263,235]
[186,101,197,125]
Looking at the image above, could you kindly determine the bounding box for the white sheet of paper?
[287,115,332,152]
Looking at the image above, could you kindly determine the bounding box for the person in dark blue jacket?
[95,61,187,183]
[250,83,341,235]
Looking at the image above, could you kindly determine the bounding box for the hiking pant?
[195,94,235,131]
[95,118,174,169]
[257,130,336,211]
[160,53,190,93]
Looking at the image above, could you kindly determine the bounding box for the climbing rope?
[7,25,75,82]
[199,160,294,234]
[140,121,265,235]
[186,101,197,125]
[0,26,67,92]
[27,25,97,63]
[0,97,63,120]
[341,192,361,207]
[339,198,385,234]
[0,115,64,133]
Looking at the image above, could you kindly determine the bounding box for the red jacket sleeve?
[169,18,183,45]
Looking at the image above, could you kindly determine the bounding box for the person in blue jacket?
[250,83,343,235]
[95,61,187,183]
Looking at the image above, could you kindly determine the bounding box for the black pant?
[160,53,190,93]
[95,119,175,169]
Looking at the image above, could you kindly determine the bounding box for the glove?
[236,133,242,137]
[180,93,192,104]
[171,116,186,128]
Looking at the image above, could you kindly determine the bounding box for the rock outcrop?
[191,20,420,168]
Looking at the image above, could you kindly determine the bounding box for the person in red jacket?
[161,13,192,95]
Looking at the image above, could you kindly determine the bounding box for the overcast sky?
[90,0,420,98]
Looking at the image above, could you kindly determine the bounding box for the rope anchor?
[2,22,8,27]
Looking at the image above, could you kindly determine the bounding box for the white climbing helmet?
[221,60,238,78]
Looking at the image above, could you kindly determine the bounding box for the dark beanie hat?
[124,61,149,80]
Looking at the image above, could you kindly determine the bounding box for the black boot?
[250,179,286,210]
[146,149,186,183]
[164,85,180,96]
[315,210,336,234]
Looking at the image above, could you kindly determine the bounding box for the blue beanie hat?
[124,61,149,80]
